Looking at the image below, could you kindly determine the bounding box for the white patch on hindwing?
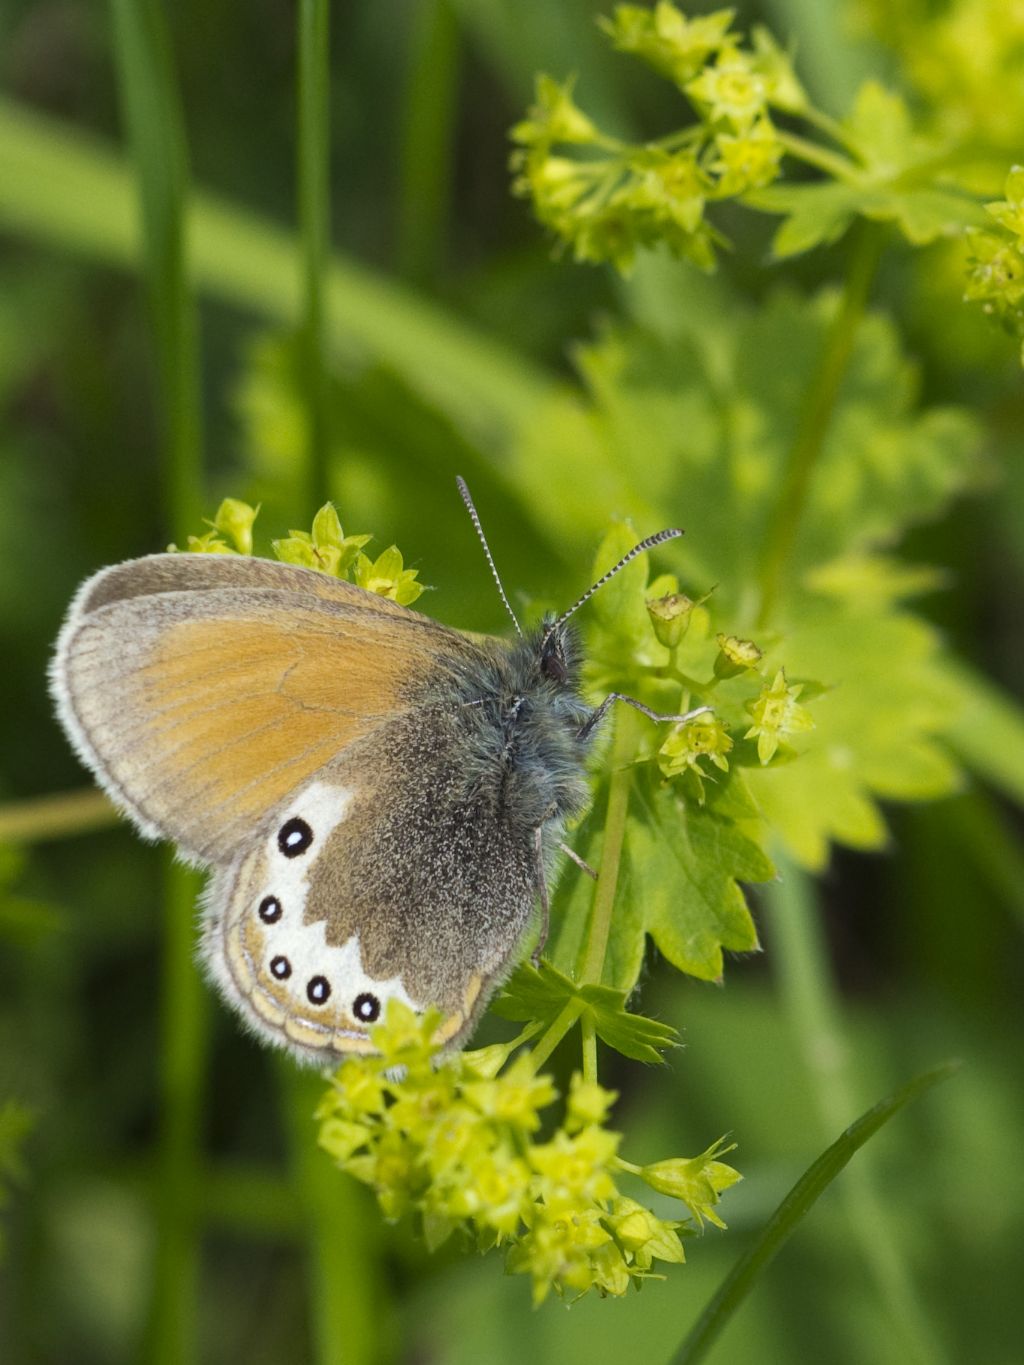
[203,778,416,1064]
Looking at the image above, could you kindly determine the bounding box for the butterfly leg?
[559,841,598,879]
[577,694,711,743]
[531,824,551,965]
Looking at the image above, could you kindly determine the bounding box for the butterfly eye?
[270,955,292,980]
[258,895,282,923]
[278,817,313,858]
[306,976,331,1006]
[353,992,381,1024]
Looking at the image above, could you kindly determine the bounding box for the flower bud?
[212,497,259,556]
[713,633,763,679]
[647,592,696,648]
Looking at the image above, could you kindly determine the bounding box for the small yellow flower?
[686,49,768,128]
[463,1054,558,1133]
[274,502,372,578]
[659,714,733,775]
[353,546,425,605]
[607,1196,686,1266]
[744,668,815,764]
[513,74,598,148]
[566,1073,618,1132]
[601,4,736,86]
[211,497,260,555]
[183,530,233,555]
[711,118,784,194]
[529,1125,620,1205]
[637,1139,741,1230]
[631,149,707,233]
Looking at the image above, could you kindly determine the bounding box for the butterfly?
[50,480,702,1064]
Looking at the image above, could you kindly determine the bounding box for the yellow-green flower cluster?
[173,499,426,605]
[317,1002,740,1304]
[964,166,1024,361]
[511,4,801,273]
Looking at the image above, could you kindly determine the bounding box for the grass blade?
[297,0,332,507]
[669,1060,960,1365]
[108,4,208,1363]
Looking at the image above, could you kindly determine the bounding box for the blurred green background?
[1,1,1023,1362]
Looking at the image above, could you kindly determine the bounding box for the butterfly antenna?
[456,476,523,637]
[550,527,683,632]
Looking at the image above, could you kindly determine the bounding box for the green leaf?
[494,961,681,1063]
[748,604,962,869]
[935,659,1024,806]
[516,294,985,618]
[751,182,861,258]
[841,81,927,177]
[550,768,769,990]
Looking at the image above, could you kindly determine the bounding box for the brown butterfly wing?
[52,553,482,864]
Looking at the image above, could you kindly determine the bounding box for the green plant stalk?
[108,3,207,1362]
[580,1015,598,1083]
[526,998,585,1074]
[298,0,332,509]
[397,0,460,284]
[279,1062,385,1365]
[0,790,117,843]
[579,710,640,985]
[109,0,202,538]
[765,856,950,1365]
[669,1061,959,1365]
[774,128,857,181]
[756,222,883,625]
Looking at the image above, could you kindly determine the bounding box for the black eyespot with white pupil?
[270,955,291,980]
[307,976,331,1006]
[353,992,381,1023]
[258,895,282,924]
[278,817,313,858]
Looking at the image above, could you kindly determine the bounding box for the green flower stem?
[279,1062,385,1365]
[579,710,641,985]
[670,1061,959,1365]
[526,998,585,1075]
[109,4,207,1363]
[0,790,117,844]
[581,1016,598,1083]
[396,0,460,284]
[798,103,859,156]
[765,854,951,1365]
[297,0,332,509]
[774,128,858,180]
[756,221,883,625]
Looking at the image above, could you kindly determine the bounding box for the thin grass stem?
[764,854,951,1365]
[397,0,460,284]
[109,4,207,1362]
[297,0,332,507]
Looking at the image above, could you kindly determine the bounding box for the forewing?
[52,553,477,864]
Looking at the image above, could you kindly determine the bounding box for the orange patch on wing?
[133,612,432,847]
